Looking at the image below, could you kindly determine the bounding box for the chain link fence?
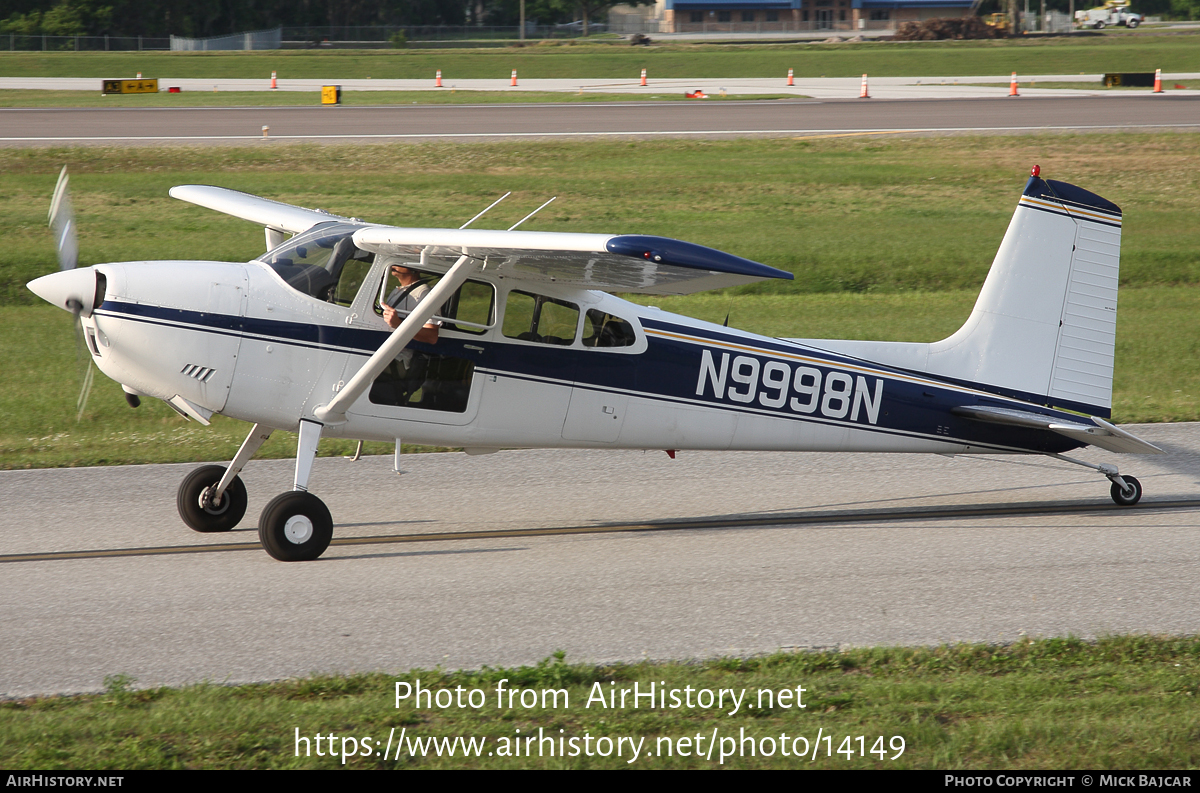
[2,33,170,50]
[170,27,281,51]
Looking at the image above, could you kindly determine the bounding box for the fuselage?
[70,252,1085,459]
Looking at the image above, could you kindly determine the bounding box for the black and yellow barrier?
[1102,73,1155,88]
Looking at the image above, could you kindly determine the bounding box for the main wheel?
[1094,20,1105,28]
[177,465,247,533]
[1110,475,1142,506]
[258,491,333,561]
[1126,18,1139,28]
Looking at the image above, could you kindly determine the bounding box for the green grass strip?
[1,34,1198,79]
[2,636,1198,768]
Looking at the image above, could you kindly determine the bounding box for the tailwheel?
[1110,475,1142,507]
[177,464,248,533]
[259,491,333,561]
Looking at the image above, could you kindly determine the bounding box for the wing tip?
[606,234,792,281]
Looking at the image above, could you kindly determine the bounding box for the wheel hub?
[199,487,230,516]
[283,514,314,544]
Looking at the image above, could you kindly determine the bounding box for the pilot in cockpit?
[370,265,441,408]
[382,265,441,345]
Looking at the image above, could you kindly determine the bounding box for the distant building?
[608,0,974,33]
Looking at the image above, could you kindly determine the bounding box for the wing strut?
[313,254,479,425]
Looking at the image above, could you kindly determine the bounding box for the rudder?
[923,174,1123,416]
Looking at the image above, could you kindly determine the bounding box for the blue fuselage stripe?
[95,300,1087,454]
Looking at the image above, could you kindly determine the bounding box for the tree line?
[1,0,1193,38]
[0,0,629,38]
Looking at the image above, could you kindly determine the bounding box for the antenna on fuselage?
[459,192,511,229]
[508,197,557,231]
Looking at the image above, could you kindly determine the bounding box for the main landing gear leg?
[176,423,273,533]
[258,419,333,561]
[1053,453,1143,507]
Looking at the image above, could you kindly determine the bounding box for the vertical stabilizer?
[923,175,1122,416]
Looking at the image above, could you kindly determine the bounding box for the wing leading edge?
[170,185,356,235]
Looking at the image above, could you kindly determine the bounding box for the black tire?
[177,465,247,533]
[1126,18,1139,28]
[1110,475,1142,506]
[258,491,333,561]
[1094,20,1105,28]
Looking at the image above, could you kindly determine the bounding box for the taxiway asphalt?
[2,423,1198,696]
[1,93,1198,145]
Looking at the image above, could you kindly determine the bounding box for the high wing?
[352,227,791,296]
[169,185,793,296]
[169,185,357,235]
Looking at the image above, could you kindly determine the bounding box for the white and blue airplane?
[28,166,1161,561]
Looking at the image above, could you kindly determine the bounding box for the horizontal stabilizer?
[952,406,1163,455]
[169,185,354,234]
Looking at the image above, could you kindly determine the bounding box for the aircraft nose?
[27,267,99,316]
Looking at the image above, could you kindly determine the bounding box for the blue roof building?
[654,0,974,31]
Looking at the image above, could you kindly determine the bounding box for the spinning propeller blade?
[42,167,95,419]
[49,166,78,272]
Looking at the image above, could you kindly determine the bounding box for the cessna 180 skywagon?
[28,166,1161,562]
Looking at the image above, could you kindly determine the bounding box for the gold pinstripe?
[1019,196,1122,225]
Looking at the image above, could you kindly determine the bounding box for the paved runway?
[5,73,1200,99]
[2,423,1198,696]
[2,94,1199,145]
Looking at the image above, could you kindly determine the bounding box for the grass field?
[2,133,1198,468]
[1,34,1198,80]
[2,636,1198,769]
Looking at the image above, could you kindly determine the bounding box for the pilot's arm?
[382,305,439,344]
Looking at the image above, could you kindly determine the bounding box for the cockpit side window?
[256,222,373,304]
[372,267,496,335]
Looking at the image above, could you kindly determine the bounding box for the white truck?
[1075,1,1143,28]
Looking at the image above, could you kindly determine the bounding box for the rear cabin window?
[502,291,579,346]
[583,310,636,348]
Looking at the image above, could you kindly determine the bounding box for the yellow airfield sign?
[102,79,159,95]
[321,85,341,105]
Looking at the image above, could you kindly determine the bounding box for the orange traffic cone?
[787,68,794,86]
[640,68,647,86]
[860,73,870,99]
[436,70,442,87]
[1153,68,1163,93]
[511,69,518,87]
[1009,72,1019,97]
[270,71,277,90]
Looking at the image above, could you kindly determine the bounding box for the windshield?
[256,222,374,303]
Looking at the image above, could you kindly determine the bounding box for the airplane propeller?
[49,166,78,272]
[46,166,95,420]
